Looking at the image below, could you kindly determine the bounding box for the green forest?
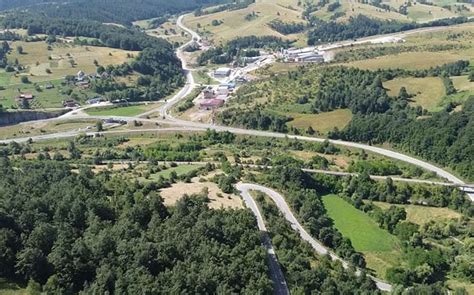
[0,159,271,293]
[0,0,232,25]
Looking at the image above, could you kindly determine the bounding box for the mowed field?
[183,0,305,44]
[384,77,445,111]
[287,109,353,134]
[322,195,400,277]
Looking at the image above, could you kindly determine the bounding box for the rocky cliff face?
[0,110,67,126]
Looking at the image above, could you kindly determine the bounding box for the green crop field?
[322,195,399,252]
[85,104,156,117]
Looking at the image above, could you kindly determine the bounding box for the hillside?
[0,0,232,25]
[183,0,474,44]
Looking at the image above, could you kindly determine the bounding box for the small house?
[19,93,34,100]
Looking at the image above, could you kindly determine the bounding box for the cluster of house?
[199,83,235,110]
[74,70,110,89]
[280,48,325,63]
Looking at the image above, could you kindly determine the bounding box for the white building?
[214,67,231,78]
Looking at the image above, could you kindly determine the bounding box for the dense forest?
[334,96,474,181]
[197,36,292,65]
[194,0,255,16]
[0,0,231,25]
[1,13,175,51]
[0,41,9,68]
[0,159,272,293]
[268,20,307,35]
[307,15,472,45]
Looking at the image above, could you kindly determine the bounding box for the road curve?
[153,14,474,200]
[1,14,473,202]
[239,186,289,295]
[236,182,393,292]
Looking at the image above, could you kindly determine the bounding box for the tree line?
[197,35,292,65]
[307,15,472,45]
[0,0,231,25]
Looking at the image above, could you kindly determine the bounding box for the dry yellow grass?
[8,41,138,83]
[159,181,243,209]
[384,77,445,111]
[346,49,474,70]
[184,0,304,43]
[372,201,462,225]
[452,75,474,92]
[0,120,94,140]
[287,109,353,134]
[363,250,401,280]
[315,0,410,23]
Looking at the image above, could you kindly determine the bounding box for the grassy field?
[323,195,399,252]
[346,50,474,70]
[0,119,94,140]
[372,201,462,225]
[183,0,305,43]
[384,77,445,111]
[0,41,138,108]
[8,41,137,83]
[286,109,353,134]
[322,195,400,277]
[0,279,26,295]
[452,75,474,92]
[85,104,157,117]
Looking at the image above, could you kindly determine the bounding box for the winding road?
[236,183,393,292]
[0,11,472,294]
[239,184,289,295]
[1,14,473,200]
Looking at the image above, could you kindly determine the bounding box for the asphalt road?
[239,185,290,295]
[236,182,393,292]
[1,13,473,202]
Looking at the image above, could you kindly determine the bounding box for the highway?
[236,183,393,292]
